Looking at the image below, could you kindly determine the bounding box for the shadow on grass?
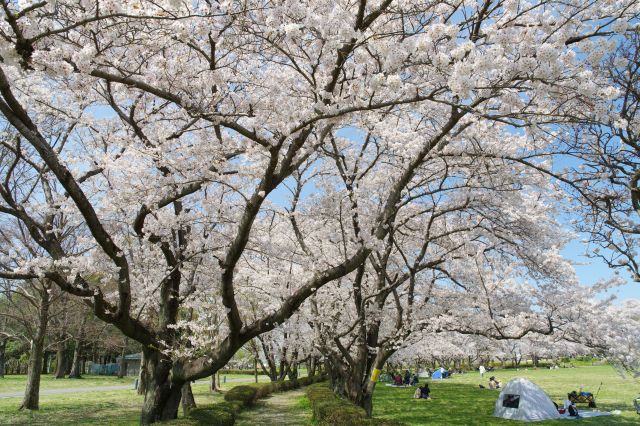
[372,382,639,426]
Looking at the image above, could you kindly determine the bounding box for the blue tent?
[432,368,448,379]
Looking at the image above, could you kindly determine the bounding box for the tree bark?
[137,350,147,395]
[41,351,49,374]
[307,357,316,377]
[209,372,219,392]
[0,338,6,378]
[54,339,66,379]
[254,357,258,383]
[69,316,87,379]
[64,349,73,376]
[139,348,183,424]
[288,361,298,381]
[362,390,375,418]
[181,382,196,416]
[118,338,128,379]
[20,284,50,410]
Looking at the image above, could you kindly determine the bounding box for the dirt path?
[235,388,311,426]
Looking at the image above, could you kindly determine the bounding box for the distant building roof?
[116,352,142,361]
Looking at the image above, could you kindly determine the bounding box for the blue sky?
[562,239,638,303]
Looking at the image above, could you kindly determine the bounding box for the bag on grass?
[568,405,578,417]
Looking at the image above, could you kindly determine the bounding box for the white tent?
[494,378,561,422]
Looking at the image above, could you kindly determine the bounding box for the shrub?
[306,383,406,426]
[180,375,326,425]
[170,402,241,426]
[218,368,269,375]
[224,385,258,407]
[245,374,326,400]
[254,382,275,398]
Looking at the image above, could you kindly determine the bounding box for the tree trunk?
[69,316,87,379]
[181,382,196,416]
[362,389,375,418]
[118,338,128,379]
[20,284,50,410]
[68,345,83,378]
[307,357,317,377]
[64,349,73,376]
[41,352,49,374]
[209,372,219,392]
[54,339,66,379]
[0,338,6,378]
[139,348,183,424]
[254,357,258,383]
[137,351,147,395]
[288,361,298,381]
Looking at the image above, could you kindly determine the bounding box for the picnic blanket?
[560,410,614,420]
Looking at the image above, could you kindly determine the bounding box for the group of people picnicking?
[389,366,504,401]
[392,369,420,386]
[478,365,501,390]
[387,369,432,400]
[478,376,502,389]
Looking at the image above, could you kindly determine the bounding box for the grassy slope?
[372,365,640,425]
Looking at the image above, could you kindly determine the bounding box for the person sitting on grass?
[419,384,431,399]
[488,376,501,389]
[394,374,403,386]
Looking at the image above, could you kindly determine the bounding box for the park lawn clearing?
[372,365,639,425]
[0,366,636,425]
[0,374,136,394]
[0,376,261,425]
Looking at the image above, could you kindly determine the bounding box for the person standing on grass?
[480,365,486,378]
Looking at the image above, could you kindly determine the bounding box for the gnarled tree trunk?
[139,348,184,424]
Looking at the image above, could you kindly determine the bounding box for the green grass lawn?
[1,366,637,425]
[0,375,268,425]
[372,365,640,425]
[0,374,136,393]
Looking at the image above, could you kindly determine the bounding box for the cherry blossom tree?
[0,1,638,423]
[602,300,640,376]
[553,32,640,281]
